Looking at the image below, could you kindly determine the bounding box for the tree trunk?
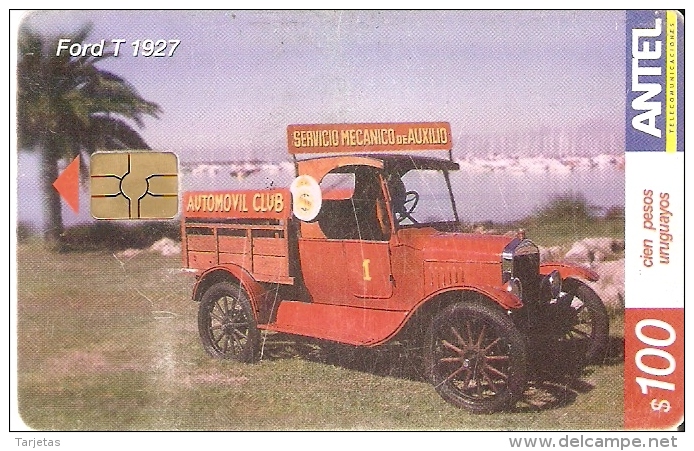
[41,149,64,246]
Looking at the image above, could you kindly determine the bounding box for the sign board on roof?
[287,122,452,154]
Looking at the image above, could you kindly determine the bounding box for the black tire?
[198,281,260,363]
[559,279,610,364]
[424,301,527,413]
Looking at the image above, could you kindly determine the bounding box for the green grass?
[16,244,624,430]
[485,194,625,248]
[513,217,625,248]
[492,216,624,249]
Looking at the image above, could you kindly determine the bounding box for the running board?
[259,301,408,346]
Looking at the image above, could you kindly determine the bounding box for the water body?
[16,153,624,231]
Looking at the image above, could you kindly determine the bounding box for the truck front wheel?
[198,282,260,363]
[424,301,527,413]
[558,278,610,365]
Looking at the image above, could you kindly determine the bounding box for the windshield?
[389,168,459,227]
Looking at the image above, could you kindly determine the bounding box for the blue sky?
[19,10,625,161]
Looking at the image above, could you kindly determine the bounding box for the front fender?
[192,265,267,321]
[466,285,524,309]
[422,284,523,310]
[365,284,522,347]
[540,262,599,282]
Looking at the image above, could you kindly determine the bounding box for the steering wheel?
[398,190,420,224]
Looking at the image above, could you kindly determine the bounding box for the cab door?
[298,165,394,305]
[344,240,393,299]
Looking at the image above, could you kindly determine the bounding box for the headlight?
[505,277,523,299]
[541,270,562,299]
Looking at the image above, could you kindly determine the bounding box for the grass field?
[16,242,624,431]
[497,196,625,248]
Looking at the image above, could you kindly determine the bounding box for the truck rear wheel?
[424,301,527,413]
[198,282,259,363]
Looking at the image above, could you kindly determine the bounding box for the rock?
[115,248,142,259]
[539,245,563,262]
[563,237,624,264]
[564,241,594,263]
[472,225,499,235]
[586,259,625,309]
[538,237,624,310]
[149,238,181,256]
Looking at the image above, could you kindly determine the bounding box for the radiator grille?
[514,253,540,302]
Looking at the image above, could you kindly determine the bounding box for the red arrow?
[53,156,80,213]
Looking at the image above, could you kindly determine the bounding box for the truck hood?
[397,228,519,263]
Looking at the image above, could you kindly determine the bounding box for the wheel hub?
[462,351,482,369]
[435,321,513,400]
[441,338,490,378]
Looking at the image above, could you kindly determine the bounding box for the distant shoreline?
[17,152,626,230]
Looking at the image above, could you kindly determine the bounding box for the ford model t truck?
[181,122,609,413]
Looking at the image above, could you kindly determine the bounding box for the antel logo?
[631,19,663,139]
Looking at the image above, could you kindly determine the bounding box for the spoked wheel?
[198,282,259,363]
[425,301,527,413]
[555,279,609,364]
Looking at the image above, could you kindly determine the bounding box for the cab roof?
[296,153,459,183]
[374,154,460,174]
[299,154,459,173]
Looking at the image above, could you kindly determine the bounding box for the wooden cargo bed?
[183,219,294,285]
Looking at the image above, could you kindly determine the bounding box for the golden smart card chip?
[90,152,178,219]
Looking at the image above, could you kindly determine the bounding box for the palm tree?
[17,24,161,244]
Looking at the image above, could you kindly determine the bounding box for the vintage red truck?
[181,122,609,413]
